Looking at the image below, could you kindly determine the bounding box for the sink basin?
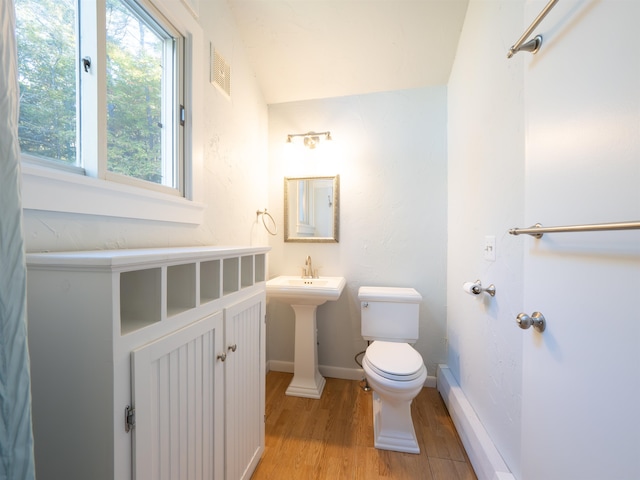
[266,275,346,398]
[266,275,346,305]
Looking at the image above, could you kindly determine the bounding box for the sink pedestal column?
[286,304,326,399]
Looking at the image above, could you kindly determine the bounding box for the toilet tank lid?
[358,286,422,303]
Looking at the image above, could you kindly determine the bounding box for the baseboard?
[437,365,514,480]
[266,360,294,374]
[320,364,367,381]
[267,360,437,387]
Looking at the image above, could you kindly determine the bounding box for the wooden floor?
[251,371,477,480]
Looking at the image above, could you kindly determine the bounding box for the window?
[16,0,185,196]
[16,0,77,166]
[296,180,315,236]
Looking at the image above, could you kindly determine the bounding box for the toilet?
[358,286,427,454]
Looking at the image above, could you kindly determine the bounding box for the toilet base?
[372,391,420,454]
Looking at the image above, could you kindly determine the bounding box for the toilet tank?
[358,286,422,342]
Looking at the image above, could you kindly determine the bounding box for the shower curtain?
[0,0,36,478]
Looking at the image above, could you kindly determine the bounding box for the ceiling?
[227,0,470,105]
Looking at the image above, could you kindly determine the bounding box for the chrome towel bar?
[507,0,559,58]
[509,221,640,238]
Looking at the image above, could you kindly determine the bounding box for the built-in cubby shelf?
[200,259,221,304]
[120,268,162,335]
[241,255,253,288]
[167,263,197,318]
[25,245,270,480]
[255,253,266,283]
[26,246,269,337]
[223,257,240,295]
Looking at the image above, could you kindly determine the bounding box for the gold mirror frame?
[284,175,339,243]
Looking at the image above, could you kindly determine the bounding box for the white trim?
[266,360,293,374]
[22,162,205,225]
[266,360,437,387]
[179,0,199,19]
[104,171,182,197]
[321,364,365,381]
[437,365,514,480]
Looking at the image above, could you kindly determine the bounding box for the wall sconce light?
[286,131,332,149]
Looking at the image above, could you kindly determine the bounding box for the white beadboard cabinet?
[26,246,269,480]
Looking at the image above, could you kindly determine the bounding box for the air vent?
[211,45,231,97]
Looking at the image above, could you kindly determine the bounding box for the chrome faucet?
[303,255,317,278]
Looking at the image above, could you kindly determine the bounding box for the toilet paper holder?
[464,279,496,297]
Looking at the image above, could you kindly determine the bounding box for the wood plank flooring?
[251,371,477,480]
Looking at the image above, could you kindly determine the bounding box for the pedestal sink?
[266,275,346,399]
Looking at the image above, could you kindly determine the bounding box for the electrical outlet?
[484,235,496,261]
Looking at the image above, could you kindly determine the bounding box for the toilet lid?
[365,341,425,381]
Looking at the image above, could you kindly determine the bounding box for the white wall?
[521,0,640,479]
[447,0,525,476]
[448,0,640,479]
[22,0,270,253]
[266,88,448,379]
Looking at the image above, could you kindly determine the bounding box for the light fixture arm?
[286,131,332,149]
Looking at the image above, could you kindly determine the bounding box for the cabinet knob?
[217,352,227,362]
[228,344,237,353]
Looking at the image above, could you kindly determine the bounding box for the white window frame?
[20,0,204,224]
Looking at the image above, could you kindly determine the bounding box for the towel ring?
[256,209,277,236]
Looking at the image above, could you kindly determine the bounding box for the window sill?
[21,162,205,225]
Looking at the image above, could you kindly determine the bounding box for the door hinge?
[180,105,185,126]
[125,405,136,433]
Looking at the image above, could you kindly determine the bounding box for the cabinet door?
[224,293,266,480]
[131,312,225,480]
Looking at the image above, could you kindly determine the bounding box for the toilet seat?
[364,341,425,381]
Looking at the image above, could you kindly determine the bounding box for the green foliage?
[106,0,164,183]
[16,0,169,185]
[16,0,77,164]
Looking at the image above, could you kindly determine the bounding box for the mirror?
[284,175,339,243]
